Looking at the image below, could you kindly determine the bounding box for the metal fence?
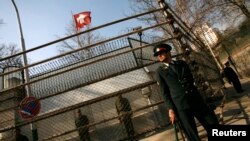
[0,7,173,140]
[0,37,171,140]
[0,3,223,141]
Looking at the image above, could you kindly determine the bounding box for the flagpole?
[11,0,38,140]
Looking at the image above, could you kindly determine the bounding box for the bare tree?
[0,44,22,70]
[224,0,250,18]
[57,21,103,61]
[128,0,173,39]
[0,19,23,71]
[129,0,249,46]
[173,0,249,25]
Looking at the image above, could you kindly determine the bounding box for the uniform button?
[185,91,188,94]
[182,85,184,87]
[179,80,181,82]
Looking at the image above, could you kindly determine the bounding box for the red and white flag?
[73,11,91,31]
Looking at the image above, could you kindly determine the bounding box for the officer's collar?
[163,62,169,67]
[162,61,174,69]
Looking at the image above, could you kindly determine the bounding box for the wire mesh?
[0,33,171,141]
[38,84,167,141]
[0,3,224,141]
[0,36,221,141]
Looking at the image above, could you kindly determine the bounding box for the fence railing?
[0,2,224,140]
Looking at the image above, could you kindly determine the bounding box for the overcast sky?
[0,0,142,63]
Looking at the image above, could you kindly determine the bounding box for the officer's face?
[76,111,81,117]
[157,51,171,63]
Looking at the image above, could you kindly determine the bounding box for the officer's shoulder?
[156,65,164,73]
[176,59,186,63]
[175,59,187,65]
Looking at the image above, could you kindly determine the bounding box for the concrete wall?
[0,67,22,140]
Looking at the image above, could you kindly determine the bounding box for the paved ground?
[139,78,250,141]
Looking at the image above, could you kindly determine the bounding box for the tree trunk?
[239,4,250,19]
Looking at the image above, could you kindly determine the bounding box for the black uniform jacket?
[223,66,238,83]
[156,60,205,111]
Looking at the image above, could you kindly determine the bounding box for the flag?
[73,11,91,31]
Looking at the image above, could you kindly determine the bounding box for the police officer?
[223,62,244,93]
[75,109,91,141]
[154,43,219,141]
[115,95,135,140]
